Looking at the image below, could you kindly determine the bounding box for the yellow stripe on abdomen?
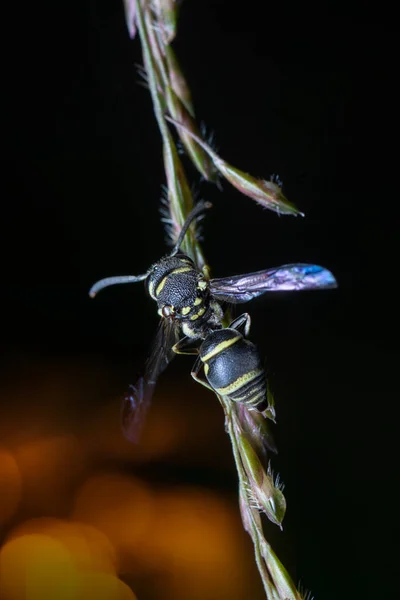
[215,368,264,396]
[201,335,241,362]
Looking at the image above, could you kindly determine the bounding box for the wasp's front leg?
[173,336,200,356]
[191,356,214,391]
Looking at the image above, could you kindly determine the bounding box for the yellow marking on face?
[194,297,202,306]
[181,306,191,316]
[201,335,241,362]
[204,363,209,376]
[155,276,168,297]
[170,266,192,275]
[215,369,264,396]
[190,307,206,321]
[148,279,156,299]
[198,280,207,291]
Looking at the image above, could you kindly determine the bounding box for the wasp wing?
[121,318,179,443]
[210,263,337,303]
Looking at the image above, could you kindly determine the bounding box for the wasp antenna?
[89,273,147,298]
[171,201,212,256]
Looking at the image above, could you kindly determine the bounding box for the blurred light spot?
[82,384,230,468]
[139,487,251,600]
[72,477,259,598]
[76,572,136,600]
[0,533,136,600]
[72,473,153,571]
[13,435,86,513]
[0,448,21,525]
[82,396,186,463]
[0,533,80,600]
[74,523,118,575]
[7,518,117,576]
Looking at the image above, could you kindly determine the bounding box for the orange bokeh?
[81,393,199,464]
[72,473,153,572]
[72,473,254,599]
[0,366,265,600]
[13,435,87,514]
[0,531,136,600]
[0,448,22,526]
[0,533,81,600]
[73,572,135,600]
[7,517,117,576]
[136,487,251,600]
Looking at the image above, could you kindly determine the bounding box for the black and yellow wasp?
[89,201,337,441]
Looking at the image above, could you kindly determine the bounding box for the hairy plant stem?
[135,1,196,259]
[223,397,276,597]
[129,2,308,598]
[137,1,191,248]
[222,397,302,600]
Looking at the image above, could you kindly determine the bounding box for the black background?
[2,1,398,599]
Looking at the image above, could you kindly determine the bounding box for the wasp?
[89,201,337,440]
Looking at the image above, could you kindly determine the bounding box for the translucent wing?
[210,263,337,303]
[121,318,179,442]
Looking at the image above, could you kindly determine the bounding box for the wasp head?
[146,253,210,325]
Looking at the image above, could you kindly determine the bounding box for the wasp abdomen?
[199,329,267,411]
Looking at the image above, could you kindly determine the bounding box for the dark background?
[2,1,398,599]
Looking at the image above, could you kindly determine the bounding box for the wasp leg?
[173,336,200,355]
[229,313,251,338]
[191,356,214,391]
